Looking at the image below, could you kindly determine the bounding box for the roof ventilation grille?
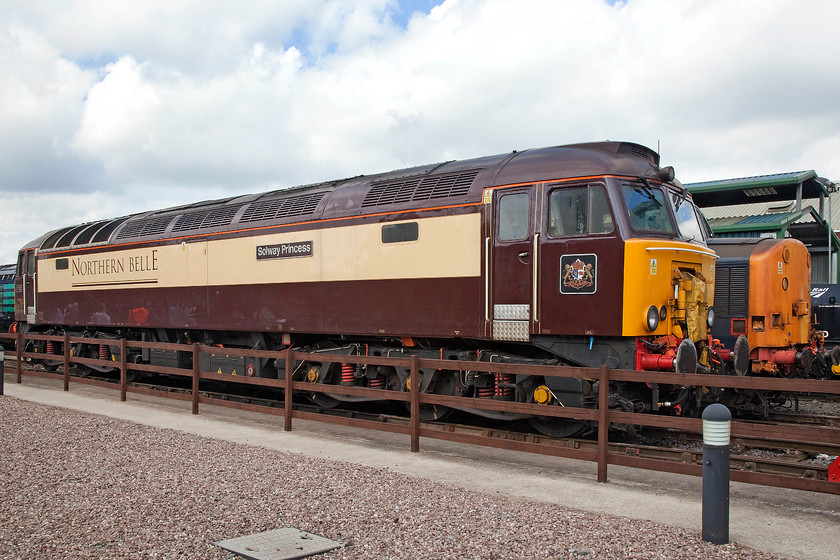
[239,192,326,223]
[172,205,241,233]
[362,170,478,207]
[115,216,176,240]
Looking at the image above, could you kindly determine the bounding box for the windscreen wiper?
[637,178,662,207]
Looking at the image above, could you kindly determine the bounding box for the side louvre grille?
[362,170,478,208]
[115,216,176,240]
[716,264,748,317]
[239,192,326,223]
[728,266,748,316]
[715,268,730,316]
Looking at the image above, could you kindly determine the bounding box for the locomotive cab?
[489,167,716,377]
[483,150,717,429]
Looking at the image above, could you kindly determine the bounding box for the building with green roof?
[686,171,839,283]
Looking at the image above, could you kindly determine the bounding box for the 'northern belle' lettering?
[71,250,159,276]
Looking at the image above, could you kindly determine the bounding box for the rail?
[2,330,839,494]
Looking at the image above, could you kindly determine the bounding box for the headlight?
[646,305,660,332]
[707,306,715,328]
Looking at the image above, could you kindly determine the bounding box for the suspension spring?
[476,384,495,399]
[494,373,515,400]
[368,375,386,389]
[341,363,357,385]
[46,341,55,355]
[99,344,110,361]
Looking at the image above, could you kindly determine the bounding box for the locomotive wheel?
[307,361,342,409]
[528,417,589,438]
[404,370,453,421]
[310,391,341,409]
[409,402,452,421]
[39,361,60,373]
[304,342,344,408]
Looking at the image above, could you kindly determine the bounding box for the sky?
[1,0,839,264]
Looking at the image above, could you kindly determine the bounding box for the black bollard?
[701,403,731,544]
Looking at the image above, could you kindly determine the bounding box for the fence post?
[284,348,293,432]
[16,330,22,384]
[192,343,200,415]
[63,333,70,391]
[410,354,419,453]
[597,364,609,483]
[702,403,731,545]
[119,338,127,402]
[1,348,5,395]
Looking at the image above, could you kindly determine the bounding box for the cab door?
[22,250,37,322]
[490,186,539,341]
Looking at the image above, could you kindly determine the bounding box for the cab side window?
[589,186,612,234]
[498,193,530,241]
[548,185,612,237]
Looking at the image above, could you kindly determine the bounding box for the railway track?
[768,411,840,428]
[6,361,835,483]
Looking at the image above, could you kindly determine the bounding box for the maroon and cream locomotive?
[16,142,717,435]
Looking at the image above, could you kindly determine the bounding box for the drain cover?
[216,528,342,560]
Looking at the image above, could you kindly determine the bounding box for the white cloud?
[0,24,101,191]
[0,0,839,264]
[71,45,305,187]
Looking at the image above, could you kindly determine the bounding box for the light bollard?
[701,403,731,545]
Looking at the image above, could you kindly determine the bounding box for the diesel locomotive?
[711,238,838,374]
[812,283,840,345]
[0,263,15,344]
[15,141,717,435]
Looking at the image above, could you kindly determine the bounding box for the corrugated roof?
[706,210,804,234]
[687,170,817,191]
[698,192,840,228]
[736,212,799,225]
[700,202,795,219]
[686,170,830,207]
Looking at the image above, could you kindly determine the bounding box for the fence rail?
[2,331,839,494]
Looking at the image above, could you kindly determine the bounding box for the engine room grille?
[239,192,326,223]
[362,170,479,208]
[115,216,176,240]
[171,205,241,233]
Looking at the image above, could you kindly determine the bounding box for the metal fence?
[2,331,839,494]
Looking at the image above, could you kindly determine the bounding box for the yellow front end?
[622,240,716,342]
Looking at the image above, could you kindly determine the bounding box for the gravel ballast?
[0,396,782,560]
